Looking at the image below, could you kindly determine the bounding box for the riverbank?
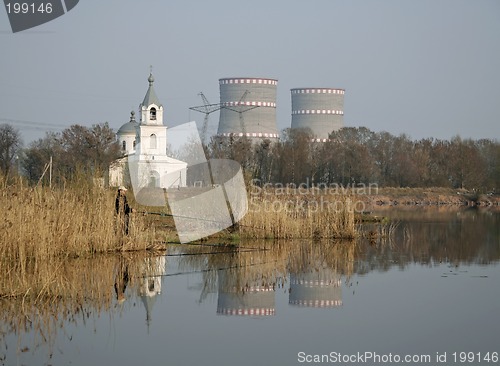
[355,187,500,208]
[0,179,158,261]
[0,179,359,259]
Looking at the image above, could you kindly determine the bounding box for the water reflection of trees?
[286,240,355,308]
[176,242,289,306]
[0,252,165,360]
[2,211,497,355]
[359,209,500,272]
[177,240,357,314]
[177,211,499,312]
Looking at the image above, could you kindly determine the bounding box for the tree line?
[1,123,499,192]
[208,127,500,192]
[0,123,119,185]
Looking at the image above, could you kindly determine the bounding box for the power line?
[0,117,69,131]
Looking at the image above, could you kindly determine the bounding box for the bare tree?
[322,127,377,186]
[0,124,22,178]
[60,123,120,175]
[251,139,274,183]
[447,137,487,190]
[21,123,120,185]
[22,132,62,185]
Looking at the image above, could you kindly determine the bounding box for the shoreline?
[353,187,500,209]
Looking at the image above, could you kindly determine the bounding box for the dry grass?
[0,177,157,263]
[240,191,357,239]
[0,176,165,355]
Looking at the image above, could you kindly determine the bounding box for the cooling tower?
[289,270,343,308]
[291,88,345,141]
[218,77,279,139]
[216,271,275,316]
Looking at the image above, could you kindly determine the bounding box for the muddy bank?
[354,187,500,208]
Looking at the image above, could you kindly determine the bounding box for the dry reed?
[0,177,156,263]
[240,190,357,239]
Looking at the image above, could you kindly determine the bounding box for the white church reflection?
[138,255,166,329]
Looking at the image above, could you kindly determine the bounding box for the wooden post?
[49,155,52,188]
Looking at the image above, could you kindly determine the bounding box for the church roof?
[141,73,162,108]
[117,111,137,135]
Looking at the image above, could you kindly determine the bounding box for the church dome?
[117,111,137,135]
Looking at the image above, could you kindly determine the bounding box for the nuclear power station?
[291,88,345,141]
[190,76,345,142]
[217,77,279,139]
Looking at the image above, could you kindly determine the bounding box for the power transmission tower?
[221,90,259,137]
[189,93,221,144]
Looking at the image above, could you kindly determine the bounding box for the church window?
[150,134,157,149]
[122,140,126,151]
[150,108,157,120]
[133,140,136,149]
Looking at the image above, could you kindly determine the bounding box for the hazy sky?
[1,0,499,144]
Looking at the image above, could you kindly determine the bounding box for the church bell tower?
[135,72,168,157]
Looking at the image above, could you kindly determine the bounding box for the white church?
[109,73,187,189]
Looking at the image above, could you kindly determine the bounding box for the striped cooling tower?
[291,88,345,141]
[218,77,279,139]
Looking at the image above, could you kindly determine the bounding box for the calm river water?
[1,207,499,366]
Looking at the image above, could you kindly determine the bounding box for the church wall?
[112,73,187,190]
[137,125,169,156]
[119,134,136,155]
